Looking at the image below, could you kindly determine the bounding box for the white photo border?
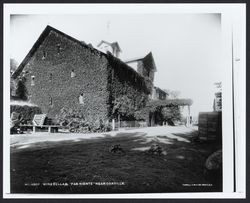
[3,3,246,199]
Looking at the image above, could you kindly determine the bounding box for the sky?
[10,14,222,117]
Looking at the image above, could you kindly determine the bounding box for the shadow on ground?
[10,130,222,194]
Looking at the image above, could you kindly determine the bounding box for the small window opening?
[49,97,53,106]
[49,73,52,81]
[42,51,47,59]
[31,76,35,86]
[147,70,150,77]
[56,44,62,54]
[71,70,76,78]
[79,93,84,104]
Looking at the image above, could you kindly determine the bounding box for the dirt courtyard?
[10,126,222,193]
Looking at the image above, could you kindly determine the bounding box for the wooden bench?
[20,124,61,133]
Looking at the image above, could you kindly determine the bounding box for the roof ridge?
[12,25,106,79]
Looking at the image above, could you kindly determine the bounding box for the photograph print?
[4,4,245,197]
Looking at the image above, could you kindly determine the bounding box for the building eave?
[12,25,106,79]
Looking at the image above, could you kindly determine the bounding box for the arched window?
[79,93,84,104]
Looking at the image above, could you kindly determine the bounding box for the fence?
[198,112,222,141]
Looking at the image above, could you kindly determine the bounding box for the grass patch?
[10,131,222,193]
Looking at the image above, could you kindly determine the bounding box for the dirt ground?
[10,126,222,193]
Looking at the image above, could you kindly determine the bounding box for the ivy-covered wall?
[106,54,151,120]
[17,27,155,125]
[23,30,110,123]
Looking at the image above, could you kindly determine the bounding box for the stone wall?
[106,53,150,120]
[23,30,110,123]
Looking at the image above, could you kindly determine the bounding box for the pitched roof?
[124,52,157,72]
[143,52,157,72]
[12,25,105,79]
[123,56,144,63]
[154,86,169,95]
[97,40,122,52]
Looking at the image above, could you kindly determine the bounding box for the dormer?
[97,40,122,58]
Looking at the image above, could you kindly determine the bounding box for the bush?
[10,105,42,124]
[55,107,112,133]
[134,104,182,126]
[15,77,28,101]
[112,95,137,119]
[161,106,181,126]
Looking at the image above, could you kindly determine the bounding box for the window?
[49,97,53,106]
[42,51,47,59]
[147,70,150,77]
[79,93,84,104]
[49,73,52,81]
[56,44,62,54]
[31,76,35,86]
[71,70,76,78]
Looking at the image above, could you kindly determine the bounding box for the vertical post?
[118,114,120,129]
[112,119,115,131]
[33,126,36,133]
[48,126,51,133]
[186,105,191,127]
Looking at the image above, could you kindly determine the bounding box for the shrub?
[55,106,87,132]
[161,106,181,125]
[55,107,111,133]
[134,102,183,125]
[10,105,42,124]
[112,95,137,120]
[15,77,28,101]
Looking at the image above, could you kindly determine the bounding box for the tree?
[214,82,222,91]
[112,95,137,120]
[10,58,19,98]
[10,58,19,74]
[161,106,181,125]
[213,82,222,112]
[15,77,28,101]
[163,89,181,99]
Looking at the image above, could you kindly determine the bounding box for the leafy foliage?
[55,106,112,133]
[147,99,193,109]
[10,58,19,74]
[161,106,181,125]
[107,52,152,94]
[10,105,42,124]
[10,58,19,98]
[163,89,181,99]
[15,77,28,101]
[112,95,137,119]
[135,98,192,125]
[213,82,222,111]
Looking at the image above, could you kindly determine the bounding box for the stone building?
[12,25,156,124]
[124,53,167,101]
[97,40,122,58]
[150,86,168,100]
